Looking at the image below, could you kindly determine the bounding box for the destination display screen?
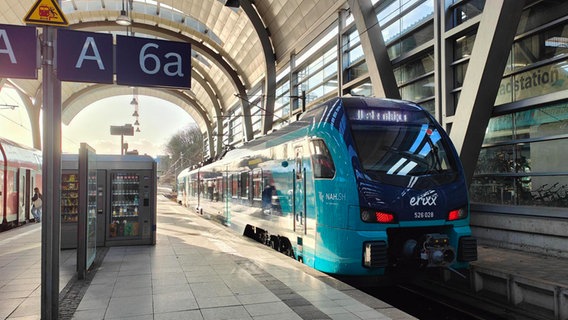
[346,108,430,123]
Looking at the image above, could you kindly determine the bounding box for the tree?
[161,124,203,188]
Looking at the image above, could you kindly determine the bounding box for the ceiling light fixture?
[224,0,240,8]
[116,0,131,26]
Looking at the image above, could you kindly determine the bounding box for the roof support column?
[29,100,41,149]
[449,0,525,185]
[239,0,276,135]
[347,0,400,99]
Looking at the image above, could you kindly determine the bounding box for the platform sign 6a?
[0,24,37,79]
[116,35,191,89]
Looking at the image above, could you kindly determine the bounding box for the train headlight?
[361,208,395,223]
[447,207,467,221]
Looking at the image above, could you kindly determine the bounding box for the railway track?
[347,276,546,320]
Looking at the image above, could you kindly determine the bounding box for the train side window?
[240,171,249,199]
[231,174,238,198]
[252,169,262,200]
[295,146,303,180]
[309,139,335,179]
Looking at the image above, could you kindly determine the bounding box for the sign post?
[24,0,69,318]
[110,124,135,155]
[40,25,62,320]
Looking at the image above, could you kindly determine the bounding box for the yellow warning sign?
[24,0,69,26]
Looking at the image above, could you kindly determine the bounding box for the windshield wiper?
[424,132,443,173]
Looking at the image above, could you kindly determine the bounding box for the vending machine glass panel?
[62,172,79,223]
[109,172,141,238]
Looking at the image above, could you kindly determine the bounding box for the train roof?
[234,97,424,148]
[200,97,428,169]
[0,137,41,168]
[177,167,191,179]
[0,137,37,150]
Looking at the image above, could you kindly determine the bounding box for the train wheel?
[254,227,266,243]
[269,235,280,250]
[279,238,294,257]
[243,224,255,238]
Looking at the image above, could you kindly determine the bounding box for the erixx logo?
[410,190,438,206]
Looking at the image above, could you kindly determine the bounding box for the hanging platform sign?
[57,29,113,84]
[116,35,192,89]
[24,0,69,27]
[0,24,38,79]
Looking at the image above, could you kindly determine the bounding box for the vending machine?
[101,155,156,246]
[60,154,156,248]
[61,155,80,249]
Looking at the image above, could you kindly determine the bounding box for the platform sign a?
[24,0,69,27]
[57,29,113,84]
[0,24,37,79]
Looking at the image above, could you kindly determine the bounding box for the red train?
[0,138,42,229]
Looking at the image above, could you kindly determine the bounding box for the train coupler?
[403,233,455,268]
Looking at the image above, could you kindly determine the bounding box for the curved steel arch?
[62,85,214,154]
[191,67,224,156]
[240,0,276,135]
[62,85,202,125]
[0,79,41,149]
[61,63,224,157]
[73,21,255,142]
[15,89,40,149]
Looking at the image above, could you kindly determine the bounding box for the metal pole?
[121,134,124,155]
[41,25,62,320]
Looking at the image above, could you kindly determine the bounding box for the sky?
[0,87,196,157]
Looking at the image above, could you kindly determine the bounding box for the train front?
[316,98,477,276]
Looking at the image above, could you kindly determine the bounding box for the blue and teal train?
[177,97,477,276]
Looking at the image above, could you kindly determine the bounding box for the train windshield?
[350,118,457,179]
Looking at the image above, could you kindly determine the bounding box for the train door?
[17,169,31,224]
[29,173,36,222]
[293,145,307,261]
[0,166,4,224]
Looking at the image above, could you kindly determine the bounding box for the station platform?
[1,195,567,319]
[0,195,414,320]
[465,244,568,319]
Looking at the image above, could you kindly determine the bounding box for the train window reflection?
[352,123,454,177]
[309,139,335,179]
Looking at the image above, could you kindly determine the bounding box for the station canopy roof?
[1,0,339,133]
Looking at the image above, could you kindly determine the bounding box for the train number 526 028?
[414,211,434,219]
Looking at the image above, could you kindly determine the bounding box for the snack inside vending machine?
[61,155,80,249]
